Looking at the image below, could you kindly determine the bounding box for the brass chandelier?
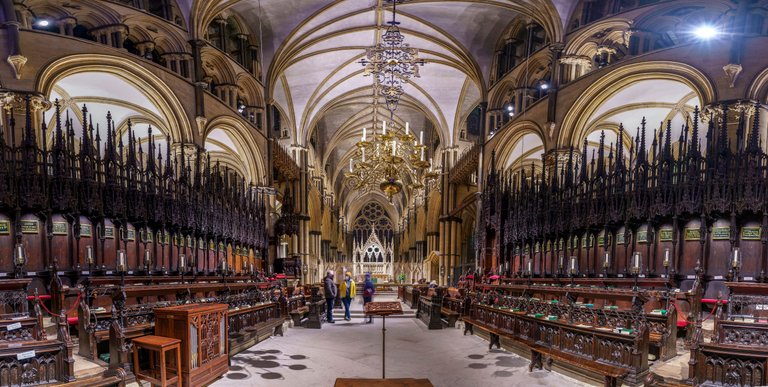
[344,109,438,201]
[346,0,435,202]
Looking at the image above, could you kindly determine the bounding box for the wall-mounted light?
[693,25,720,40]
[35,19,50,27]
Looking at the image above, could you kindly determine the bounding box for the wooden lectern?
[364,302,403,379]
[154,303,229,387]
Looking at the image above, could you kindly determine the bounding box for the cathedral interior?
[0,0,767,386]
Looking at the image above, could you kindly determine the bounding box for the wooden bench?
[228,302,283,356]
[463,301,649,386]
[529,343,627,387]
[465,315,627,387]
[289,305,310,326]
[440,307,459,328]
[462,316,534,351]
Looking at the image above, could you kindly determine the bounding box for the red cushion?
[676,320,687,328]
[67,317,78,326]
[701,299,728,304]
[26,295,52,301]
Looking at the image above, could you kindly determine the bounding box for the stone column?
[213,18,228,51]
[559,55,592,84]
[59,17,76,36]
[135,41,156,59]
[189,39,207,116]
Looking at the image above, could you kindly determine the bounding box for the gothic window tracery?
[351,203,394,278]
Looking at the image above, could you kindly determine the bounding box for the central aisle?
[213,296,589,387]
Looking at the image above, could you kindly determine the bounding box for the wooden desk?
[154,303,228,387]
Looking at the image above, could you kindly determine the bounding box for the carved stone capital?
[701,104,724,124]
[171,142,203,162]
[596,45,617,55]
[723,63,743,88]
[549,42,565,52]
[0,92,51,112]
[195,116,208,137]
[559,55,592,69]
[6,55,27,80]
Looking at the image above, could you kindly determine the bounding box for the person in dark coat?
[362,272,375,324]
[323,270,337,323]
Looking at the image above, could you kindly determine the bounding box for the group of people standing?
[323,270,376,324]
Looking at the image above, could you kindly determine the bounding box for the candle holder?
[569,256,578,287]
[86,245,95,269]
[190,255,197,277]
[730,247,741,282]
[179,253,187,284]
[117,249,127,286]
[117,249,127,274]
[631,251,642,290]
[13,243,26,277]
[220,259,228,281]
[144,248,152,275]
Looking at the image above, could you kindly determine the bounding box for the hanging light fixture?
[359,0,425,113]
[344,97,437,202]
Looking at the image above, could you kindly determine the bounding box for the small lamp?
[117,250,127,273]
[85,245,94,267]
[631,252,642,275]
[144,248,151,270]
[179,253,186,273]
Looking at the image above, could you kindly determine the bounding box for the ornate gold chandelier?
[359,0,424,113]
[347,0,435,201]
[344,114,438,201]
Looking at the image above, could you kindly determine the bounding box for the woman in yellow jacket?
[339,271,355,321]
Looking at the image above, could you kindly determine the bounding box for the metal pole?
[382,315,386,379]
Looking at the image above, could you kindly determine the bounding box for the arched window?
[207,18,226,51]
[73,25,94,41]
[495,22,547,82]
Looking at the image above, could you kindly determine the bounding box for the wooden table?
[132,335,182,387]
[334,378,433,387]
[364,302,404,379]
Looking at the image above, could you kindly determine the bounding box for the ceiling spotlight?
[693,25,719,40]
[506,105,514,112]
[539,83,549,90]
[36,19,50,27]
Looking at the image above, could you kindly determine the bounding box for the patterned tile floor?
[212,296,590,387]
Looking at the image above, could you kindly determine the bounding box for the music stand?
[364,301,404,378]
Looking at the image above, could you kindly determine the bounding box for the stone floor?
[212,296,590,387]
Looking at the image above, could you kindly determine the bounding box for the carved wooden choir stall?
[461,103,768,386]
[0,98,282,385]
